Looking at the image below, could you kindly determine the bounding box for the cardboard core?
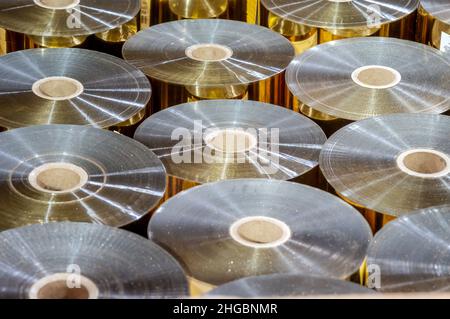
[29,163,88,194]
[29,273,99,299]
[185,44,233,62]
[37,168,81,192]
[34,0,80,9]
[237,220,284,244]
[230,216,291,248]
[397,149,450,178]
[32,76,84,101]
[37,280,89,299]
[403,152,447,174]
[351,65,401,89]
[204,129,257,153]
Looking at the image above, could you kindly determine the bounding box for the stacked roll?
[416,0,450,52]
[134,99,326,198]
[0,0,140,53]
[0,48,151,134]
[123,19,294,109]
[140,0,260,26]
[149,179,372,295]
[286,37,450,135]
[367,206,450,292]
[260,0,418,54]
[0,222,188,299]
[320,113,450,232]
[0,125,166,233]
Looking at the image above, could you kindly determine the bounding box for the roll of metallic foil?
[286,37,450,136]
[134,99,326,198]
[0,0,140,49]
[123,19,294,110]
[366,205,450,292]
[417,0,450,53]
[140,0,260,26]
[320,114,450,232]
[207,274,376,298]
[0,125,166,232]
[260,0,418,54]
[149,179,372,293]
[0,222,188,299]
[0,48,151,133]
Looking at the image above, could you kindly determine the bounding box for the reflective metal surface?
[0,222,188,298]
[420,0,450,22]
[169,0,228,18]
[207,274,376,297]
[0,49,150,129]
[367,206,450,292]
[0,1,140,37]
[260,0,418,29]
[134,99,326,184]
[320,114,450,217]
[286,37,450,121]
[0,125,166,231]
[149,179,372,286]
[417,1,450,50]
[122,19,294,86]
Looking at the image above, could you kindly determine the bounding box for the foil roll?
[123,19,294,110]
[0,0,140,50]
[134,99,326,199]
[286,37,450,136]
[416,0,450,53]
[149,179,372,294]
[0,222,188,299]
[0,48,151,133]
[320,114,450,232]
[260,0,418,54]
[366,205,450,292]
[141,0,260,26]
[0,125,166,232]
[207,274,376,298]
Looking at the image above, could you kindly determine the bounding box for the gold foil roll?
[134,99,326,199]
[141,0,260,25]
[416,0,450,53]
[0,48,151,134]
[148,179,372,290]
[286,37,450,136]
[320,114,450,232]
[123,19,294,110]
[0,1,140,49]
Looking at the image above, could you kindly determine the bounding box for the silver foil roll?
[0,125,166,231]
[0,222,189,298]
[148,179,372,286]
[367,205,450,292]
